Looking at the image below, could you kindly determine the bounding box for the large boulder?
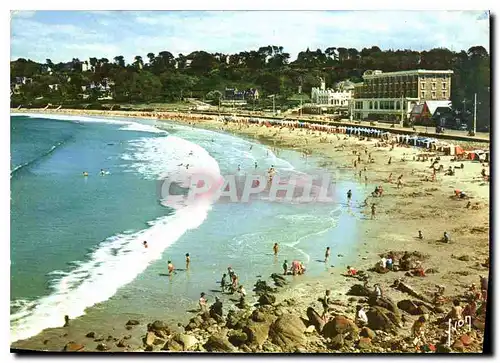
[168,333,199,351]
[254,280,277,295]
[270,273,288,287]
[203,334,237,352]
[228,330,248,346]
[306,307,325,333]
[322,315,359,340]
[397,299,432,315]
[269,314,307,351]
[357,337,372,350]
[371,296,400,318]
[258,293,276,306]
[366,307,400,333]
[62,342,85,352]
[185,315,204,331]
[126,319,140,326]
[360,327,376,339]
[147,320,171,337]
[242,321,271,347]
[346,284,371,297]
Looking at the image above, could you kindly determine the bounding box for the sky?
[10,10,490,64]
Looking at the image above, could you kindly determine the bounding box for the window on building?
[442,91,446,98]
[396,101,401,109]
[421,82,425,90]
[442,82,446,89]
[374,101,378,110]
[390,101,395,109]
[421,91,425,99]
[432,82,436,90]
[432,91,436,99]
[369,101,373,110]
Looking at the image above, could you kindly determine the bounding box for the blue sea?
[10,113,364,343]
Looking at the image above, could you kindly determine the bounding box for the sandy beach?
[11,108,490,353]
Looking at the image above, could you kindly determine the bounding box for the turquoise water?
[10,114,365,343]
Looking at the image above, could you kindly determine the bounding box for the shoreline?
[11,110,490,353]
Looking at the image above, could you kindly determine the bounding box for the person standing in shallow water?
[282,260,288,275]
[273,243,279,256]
[324,247,331,262]
[167,260,175,275]
[185,253,190,269]
[347,189,352,201]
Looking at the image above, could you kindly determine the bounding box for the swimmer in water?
[254,162,258,169]
[143,241,148,248]
[186,164,190,169]
[83,171,89,177]
[249,145,253,150]
[237,164,241,171]
[100,169,105,176]
[189,151,193,156]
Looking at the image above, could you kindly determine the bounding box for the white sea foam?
[10,118,220,343]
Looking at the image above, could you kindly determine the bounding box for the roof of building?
[425,100,452,115]
[410,104,424,114]
[363,69,454,79]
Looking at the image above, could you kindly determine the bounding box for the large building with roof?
[351,69,453,124]
[311,79,353,106]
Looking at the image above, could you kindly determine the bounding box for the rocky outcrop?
[306,307,325,333]
[242,321,271,348]
[204,334,237,352]
[228,330,248,346]
[366,307,400,333]
[269,314,307,350]
[322,316,359,341]
[258,293,276,306]
[346,284,371,297]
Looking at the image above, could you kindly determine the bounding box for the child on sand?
[347,266,358,276]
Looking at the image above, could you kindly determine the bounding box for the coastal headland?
[11,108,490,353]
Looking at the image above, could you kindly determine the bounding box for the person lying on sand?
[346,265,358,276]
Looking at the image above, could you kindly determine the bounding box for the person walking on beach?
[371,204,376,219]
[185,253,190,268]
[324,247,331,262]
[273,243,279,256]
[359,170,362,178]
[418,231,423,240]
[282,260,289,275]
[388,157,392,165]
[347,189,352,201]
[143,241,148,248]
[167,260,175,275]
